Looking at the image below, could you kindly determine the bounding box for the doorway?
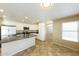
[46,21,53,42]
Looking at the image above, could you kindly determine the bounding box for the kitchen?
[0,15,38,55]
[0,3,79,56]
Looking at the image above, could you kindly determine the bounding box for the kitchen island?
[2,34,36,56]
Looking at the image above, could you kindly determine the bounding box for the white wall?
[0,17,3,24]
[2,19,38,30]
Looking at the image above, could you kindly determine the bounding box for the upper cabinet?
[1,26,8,36]
[1,25,16,36]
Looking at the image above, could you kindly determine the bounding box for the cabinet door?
[1,26,8,36]
[8,27,12,35]
[8,27,16,35]
[11,27,16,35]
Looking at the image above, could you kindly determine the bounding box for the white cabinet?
[8,27,16,35]
[8,27,12,35]
[11,27,16,35]
[1,26,8,36]
[1,25,16,36]
[2,37,35,56]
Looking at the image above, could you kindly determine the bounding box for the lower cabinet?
[2,37,35,56]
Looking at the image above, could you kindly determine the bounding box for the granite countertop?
[1,34,36,43]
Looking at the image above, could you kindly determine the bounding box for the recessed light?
[25,17,28,19]
[0,9,4,13]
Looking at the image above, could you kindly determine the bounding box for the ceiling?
[0,3,79,24]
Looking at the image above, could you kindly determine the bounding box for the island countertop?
[1,34,36,43]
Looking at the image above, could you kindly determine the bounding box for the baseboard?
[53,42,79,52]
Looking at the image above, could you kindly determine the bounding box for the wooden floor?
[15,39,79,56]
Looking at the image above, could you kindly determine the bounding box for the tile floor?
[15,39,79,56]
[0,48,1,56]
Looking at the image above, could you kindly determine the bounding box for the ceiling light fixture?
[40,0,53,8]
[41,3,52,7]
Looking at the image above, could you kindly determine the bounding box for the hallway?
[15,40,79,56]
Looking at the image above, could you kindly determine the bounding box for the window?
[62,21,79,42]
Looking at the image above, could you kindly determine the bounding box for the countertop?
[1,34,36,43]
